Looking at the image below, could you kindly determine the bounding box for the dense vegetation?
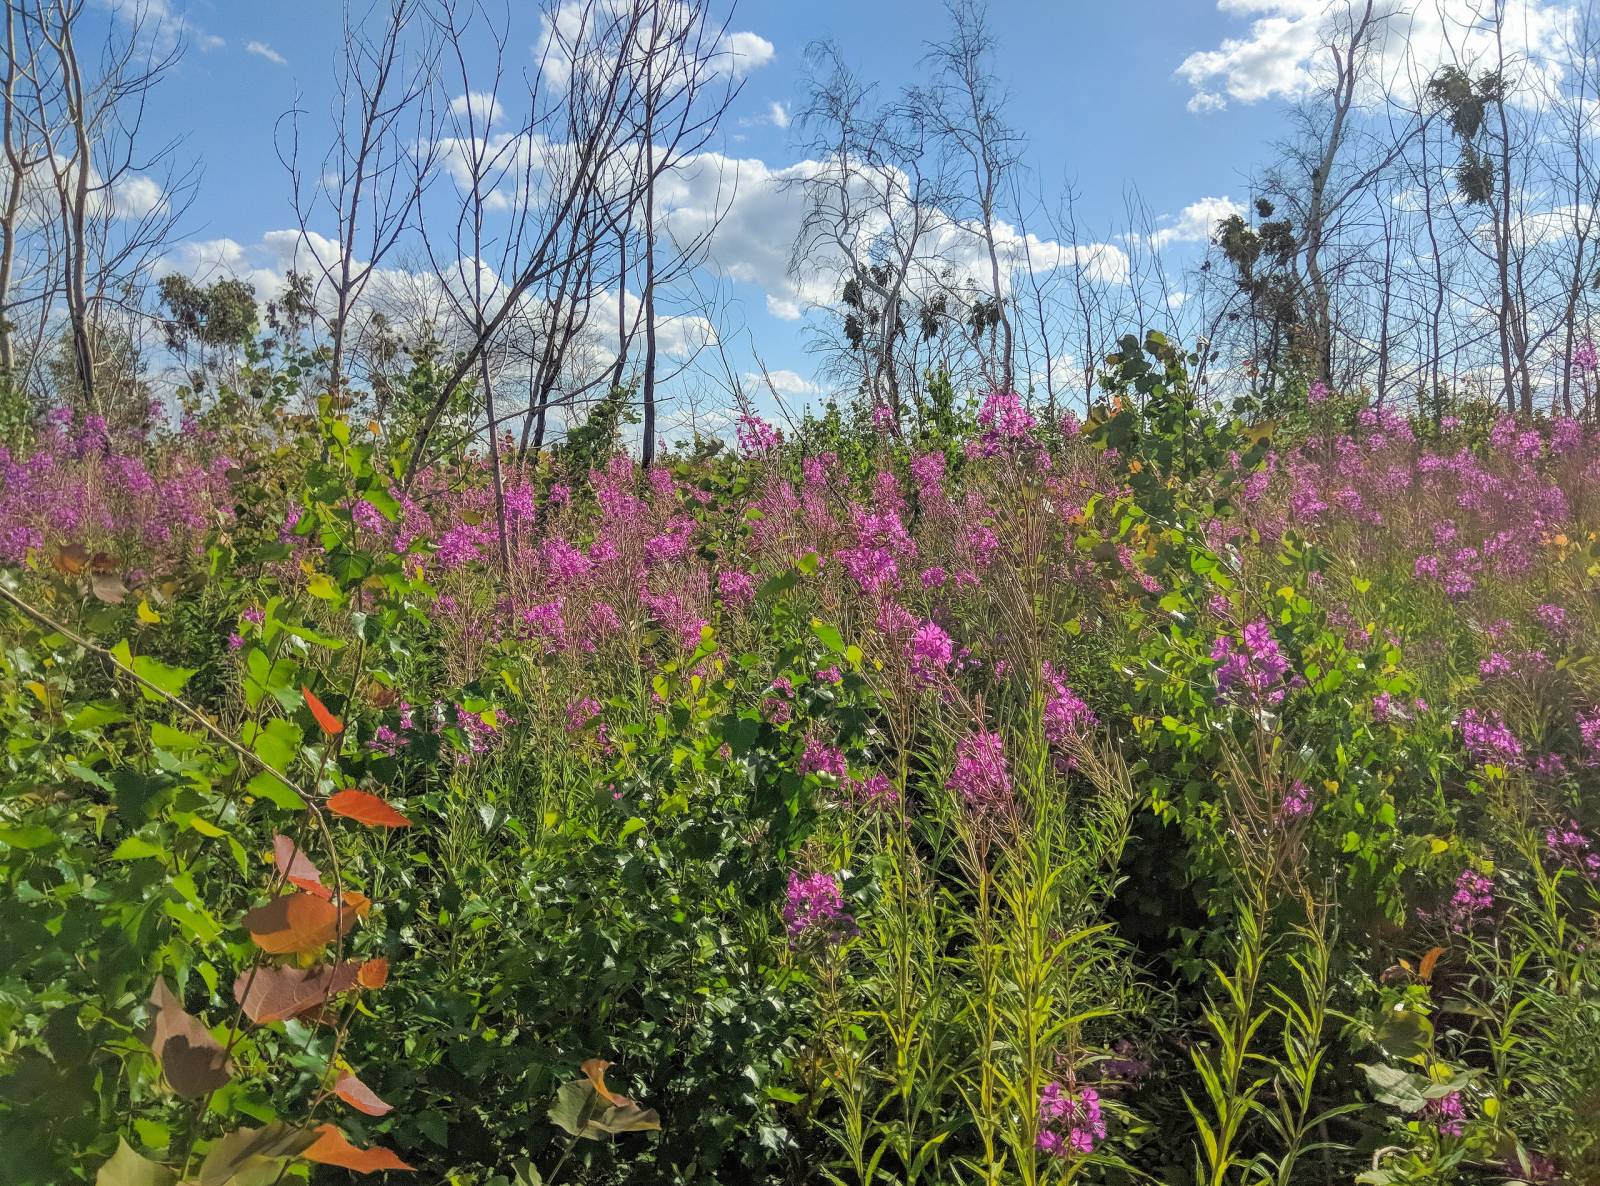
[3,333,1600,1185]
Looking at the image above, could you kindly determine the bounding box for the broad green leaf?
[95,1138,177,1186]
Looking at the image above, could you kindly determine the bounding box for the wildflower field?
[3,339,1600,1186]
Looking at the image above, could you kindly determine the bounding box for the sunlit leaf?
[272,834,331,899]
[1418,946,1444,983]
[301,1124,413,1172]
[196,1124,315,1186]
[301,685,344,736]
[357,957,389,989]
[327,789,410,828]
[334,1070,393,1116]
[233,963,362,1024]
[242,892,359,955]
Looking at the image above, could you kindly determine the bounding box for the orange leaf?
[301,685,344,736]
[302,1124,413,1173]
[1418,945,1445,983]
[334,1070,394,1116]
[582,1058,633,1107]
[357,957,389,989]
[53,543,87,574]
[234,963,362,1024]
[243,892,362,955]
[328,789,410,828]
[273,834,332,899]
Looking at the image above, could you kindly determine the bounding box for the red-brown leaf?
[53,543,87,574]
[357,957,389,989]
[327,789,410,828]
[582,1058,633,1107]
[233,963,361,1024]
[243,892,361,955]
[301,685,344,736]
[1418,945,1445,983]
[273,834,331,899]
[302,1124,413,1173]
[148,979,232,1097]
[334,1071,394,1116]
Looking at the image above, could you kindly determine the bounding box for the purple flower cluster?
[1211,620,1292,707]
[1459,707,1524,768]
[735,413,781,455]
[1422,1090,1467,1137]
[947,728,1013,816]
[782,871,856,942]
[1037,1082,1106,1157]
[1449,868,1495,932]
[1279,780,1315,820]
[1544,820,1600,879]
[1042,661,1096,752]
[908,619,954,682]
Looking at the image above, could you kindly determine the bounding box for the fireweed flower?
[1459,707,1523,768]
[1544,820,1600,879]
[734,413,781,455]
[1042,661,1096,754]
[1036,1082,1107,1157]
[1535,603,1569,636]
[799,736,848,781]
[782,871,856,942]
[1211,619,1291,707]
[1449,868,1495,932]
[909,620,954,682]
[846,773,898,809]
[717,568,756,605]
[1422,1091,1467,1137]
[1280,780,1315,820]
[947,729,1013,816]
[1577,708,1600,766]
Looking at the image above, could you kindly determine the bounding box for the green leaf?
[811,620,845,654]
[1359,1063,1428,1113]
[130,655,197,703]
[245,769,305,812]
[111,836,165,861]
[96,1138,177,1186]
[0,825,56,849]
[150,722,204,753]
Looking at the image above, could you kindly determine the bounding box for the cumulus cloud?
[1177,0,1578,113]
[246,41,288,66]
[720,31,775,76]
[766,101,791,129]
[657,152,1131,324]
[1136,195,1245,250]
[449,92,507,127]
[744,368,821,397]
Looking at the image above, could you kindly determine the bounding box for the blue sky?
[127,0,1585,413]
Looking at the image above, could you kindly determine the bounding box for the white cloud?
[245,40,287,66]
[657,151,1131,324]
[766,101,790,129]
[449,92,506,127]
[101,0,222,54]
[1138,195,1245,250]
[744,368,820,397]
[1177,0,1578,113]
[721,31,775,76]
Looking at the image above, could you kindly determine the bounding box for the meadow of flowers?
[2,349,1599,1185]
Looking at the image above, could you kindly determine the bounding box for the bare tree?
[281,0,440,399]
[8,0,195,416]
[916,0,1023,393]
